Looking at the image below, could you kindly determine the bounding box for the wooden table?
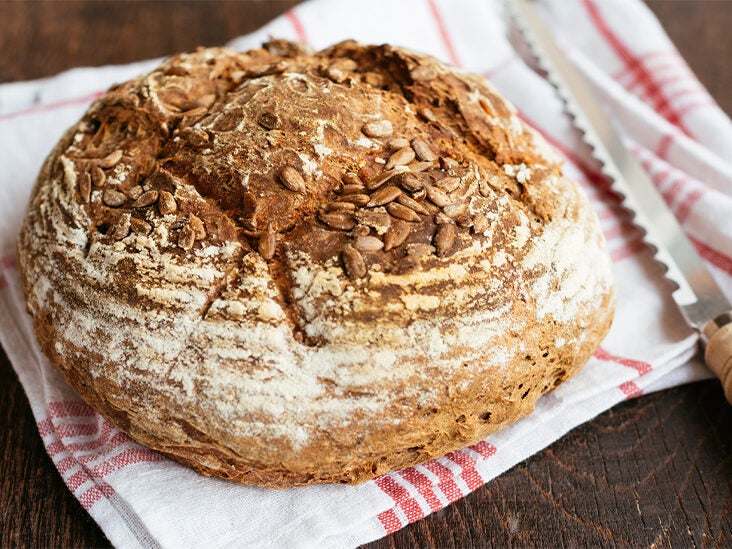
[1,2,730,547]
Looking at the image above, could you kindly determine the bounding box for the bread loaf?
[17,39,615,487]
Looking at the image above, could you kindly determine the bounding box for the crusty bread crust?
[17,40,614,487]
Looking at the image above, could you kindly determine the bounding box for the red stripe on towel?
[285,9,308,43]
[582,0,691,137]
[0,91,104,122]
[595,347,652,375]
[619,381,644,399]
[375,475,425,523]
[426,0,461,67]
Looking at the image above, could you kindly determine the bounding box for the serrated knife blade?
[507,0,732,402]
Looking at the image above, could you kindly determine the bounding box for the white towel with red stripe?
[1,0,730,547]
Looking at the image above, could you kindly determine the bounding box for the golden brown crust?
[17,40,615,487]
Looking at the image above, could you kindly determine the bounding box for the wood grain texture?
[1,1,730,547]
[646,0,732,117]
[0,0,300,83]
[1,347,111,548]
[366,382,732,548]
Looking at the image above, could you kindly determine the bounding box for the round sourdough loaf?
[17,40,615,487]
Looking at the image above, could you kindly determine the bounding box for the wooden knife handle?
[704,313,732,404]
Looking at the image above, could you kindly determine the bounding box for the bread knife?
[507,0,732,403]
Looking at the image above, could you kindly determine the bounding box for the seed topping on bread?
[17,39,615,487]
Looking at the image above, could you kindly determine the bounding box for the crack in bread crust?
[17,39,615,487]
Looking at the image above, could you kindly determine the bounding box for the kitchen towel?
[1,0,731,547]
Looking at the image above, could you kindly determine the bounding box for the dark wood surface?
[1,2,730,547]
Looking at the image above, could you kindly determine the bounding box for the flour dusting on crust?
[17,40,615,487]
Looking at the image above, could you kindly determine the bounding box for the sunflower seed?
[425,185,450,207]
[342,244,367,279]
[355,210,391,234]
[279,166,305,193]
[434,224,456,256]
[434,212,454,225]
[479,97,495,116]
[165,65,190,77]
[365,168,405,191]
[179,106,209,129]
[387,202,421,222]
[158,190,177,215]
[419,107,437,123]
[406,243,435,259]
[436,176,461,192]
[131,190,159,208]
[189,214,206,239]
[355,235,384,252]
[325,201,356,212]
[197,93,216,108]
[412,187,427,200]
[472,213,489,234]
[178,99,207,119]
[319,210,356,230]
[91,165,106,187]
[341,184,366,195]
[170,217,187,230]
[178,225,195,250]
[440,156,460,170]
[443,202,468,218]
[362,120,393,138]
[102,189,126,207]
[337,193,370,207]
[128,185,144,200]
[140,162,157,179]
[342,172,364,186]
[130,217,152,235]
[99,149,123,169]
[158,85,189,111]
[397,194,429,215]
[264,38,312,57]
[479,179,495,197]
[258,111,281,130]
[78,172,91,203]
[358,164,383,183]
[411,65,438,81]
[368,185,401,207]
[409,161,434,173]
[456,214,473,228]
[259,229,277,260]
[332,58,358,71]
[188,128,209,147]
[103,89,139,110]
[109,213,131,240]
[398,173,424,192]
[352,224,371,237]
[383,220,410,251]
[411,138,436,162]
[387,137,410,149]
[363,72,384,88]
[325,66,347,83]
[385,147,415,170]
[248,61,289,77]
[228,69,245,82]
